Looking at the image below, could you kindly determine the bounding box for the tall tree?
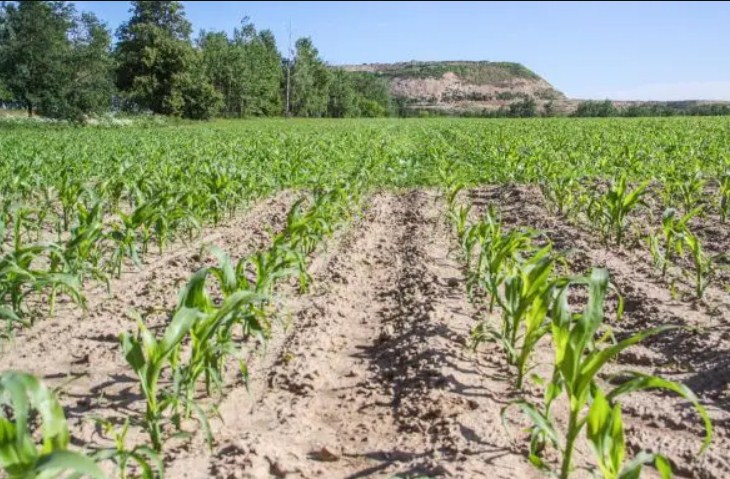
[327,69,356,117]
[0,1,75,117]
[199,18,283,117]
[198,30,237,115]
[291,37,330,117]
[116,1,220,118]
[350,72,392,117]
[248,28,283,115]
[0,1,114,119]
[61,12,115,119]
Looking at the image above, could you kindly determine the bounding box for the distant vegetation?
[571,100,730,118]
[0,1,392,120]
[0,1,727,121]
[368,61,541,83]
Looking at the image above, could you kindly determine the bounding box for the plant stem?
[560,408,580,479]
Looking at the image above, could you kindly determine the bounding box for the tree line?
[0,1,393,120]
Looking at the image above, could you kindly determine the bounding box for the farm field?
[1,117,730,478]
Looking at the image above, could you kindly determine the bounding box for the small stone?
[308,446,340,462]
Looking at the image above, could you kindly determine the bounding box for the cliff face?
[340,61,565,113]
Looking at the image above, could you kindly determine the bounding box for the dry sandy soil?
[1,188,728,478]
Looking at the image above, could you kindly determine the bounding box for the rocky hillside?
[341,61,565,113]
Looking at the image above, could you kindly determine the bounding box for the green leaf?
[607,372,713,453]
[35,450,106,478]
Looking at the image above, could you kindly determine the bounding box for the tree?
[230,18,283,116]
[0,1,75,117]
[59,12,115,119]
[327,69,356,117]
[291,37,330,117]
[0,1,114,119]
[508,97,537,117]
[350,72,391,117]
[198,30,237,115]
[198,19,283,117]
[573,99,617,117]
[250,29,283,115]
[115,1,220,118]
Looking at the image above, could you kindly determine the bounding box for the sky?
[80,1,730,101]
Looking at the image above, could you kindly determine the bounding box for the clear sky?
[80,1,730,101]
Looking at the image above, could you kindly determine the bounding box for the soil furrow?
[165,190,538,478]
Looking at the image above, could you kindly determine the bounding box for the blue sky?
[80,1,730,101]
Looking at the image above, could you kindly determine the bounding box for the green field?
[1,117,730,478]
[4,117,730,190]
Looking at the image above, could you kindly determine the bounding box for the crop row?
[444,181,712,478]
[0,173,367,478]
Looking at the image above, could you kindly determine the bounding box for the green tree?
[250,29,283,115]
[508,97,537,117]
[231,19,283,116]
[573,99,618,117]
[115,1,220,118]
[327,69,357,117]
[0,1,114,120]
[198,30,237,115]
[60,12,115,119]
[178,52,223,120]
[291,37,330,117]
[198,18,282,117]
[350,72,391,117]
[0,1,75,117]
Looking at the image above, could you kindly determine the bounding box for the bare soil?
[1,188,728,478]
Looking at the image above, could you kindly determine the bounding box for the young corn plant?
[57,174,84,232]
[444,181,464,216]
[92,418,163,479]
[647,207,700,278]
[589,175,650,246]
[58,200,107,287]
[507,268,712,479]
[719,172,730,222]
[540,176,580,217]
[683,232,714,299]
[0,371,104,479]
[676,171,706,215]
[473,246,560,390]
[120,308,200,452]
[450,204,472,257]
[108,202,157,277]
[173,267,265,412]
[466,216,537,312]
[586,389,672,479]
[0,243,84,324]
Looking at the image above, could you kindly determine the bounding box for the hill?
[340,61,730,116]
[340,60,565,114]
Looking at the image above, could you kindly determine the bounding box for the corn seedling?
[589,175,649,246]
[683,232,714,299]
[648,207,700,278]
[120,308,200,452]
[507,268,712,479]
[586,389,672,479]
[676,172,706,215]
[92,417,163,479]
[0,243,84,324]
[0,371,104,479]
[174,268,265,411]
[719,172,730,222]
